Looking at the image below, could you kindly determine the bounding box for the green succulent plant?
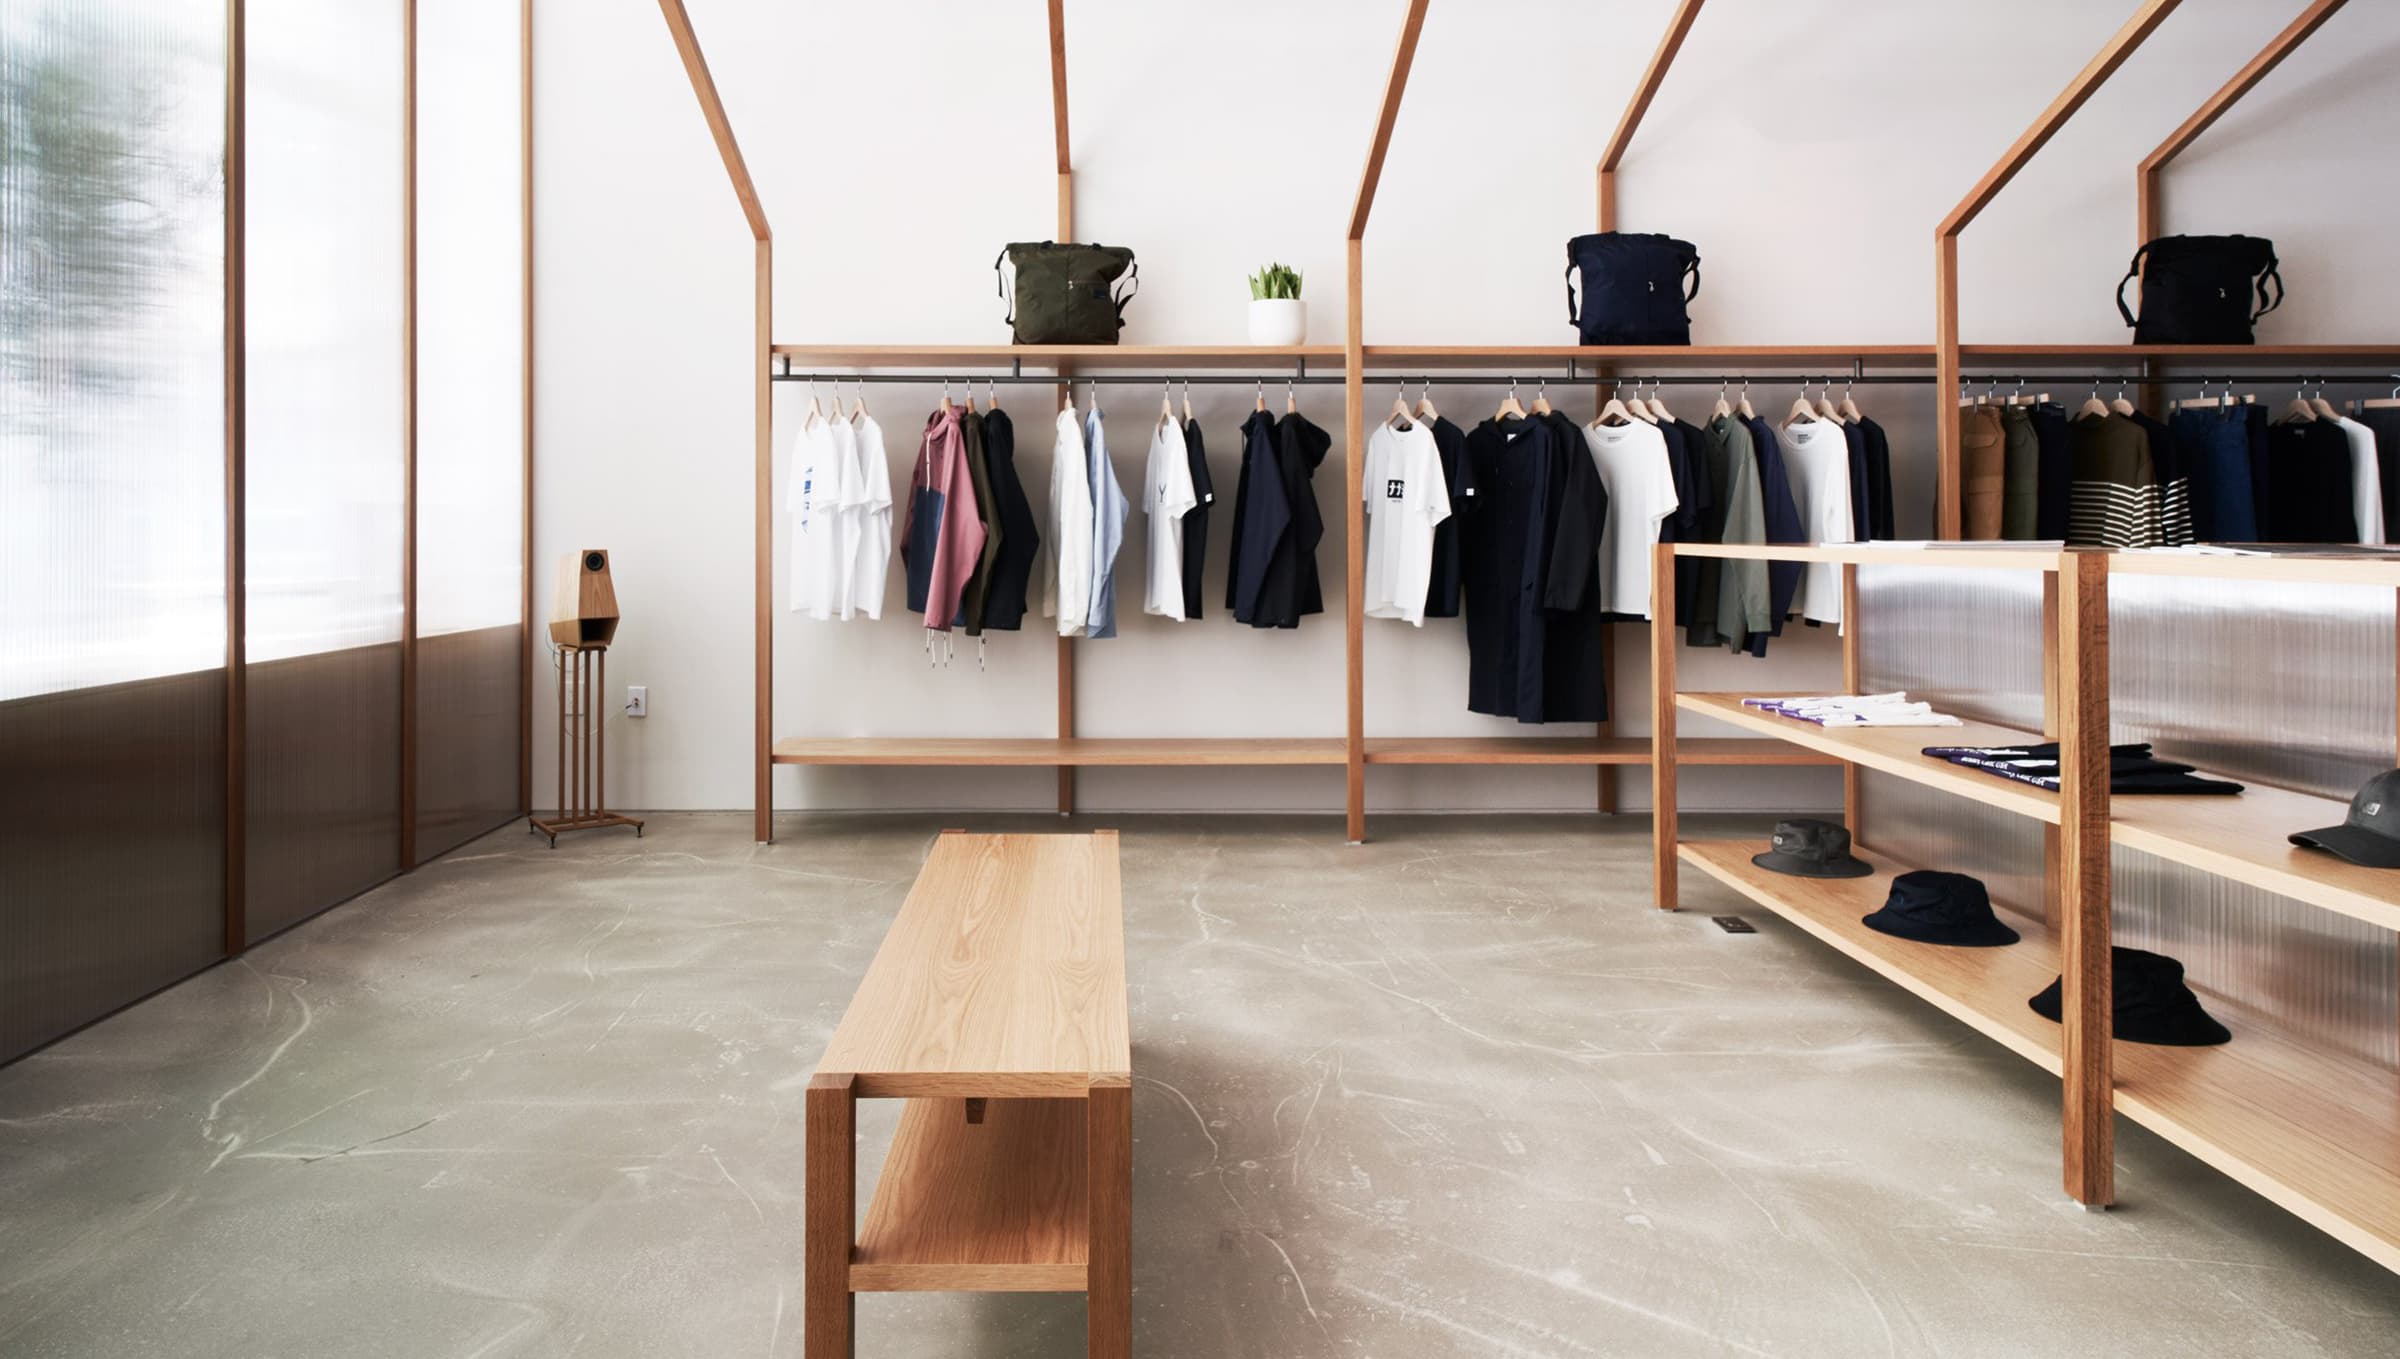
[1247,263,1303,301]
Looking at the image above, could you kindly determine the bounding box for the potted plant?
[1247,262,1305,346]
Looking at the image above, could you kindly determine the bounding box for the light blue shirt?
[1084,407,1129,638]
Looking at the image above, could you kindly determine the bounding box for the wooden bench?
[806,830,1131,1357]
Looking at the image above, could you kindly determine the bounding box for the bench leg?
[806,1073,856,1358]
[1087,1079,1132,1359]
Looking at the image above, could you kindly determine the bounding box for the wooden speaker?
[549,549,620,648]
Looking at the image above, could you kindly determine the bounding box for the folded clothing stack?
[1920,741,2245,795]
[1741,692,1964,728]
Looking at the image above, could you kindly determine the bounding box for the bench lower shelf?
[1680,838,2400,1274]
[852,1097,1089,1293]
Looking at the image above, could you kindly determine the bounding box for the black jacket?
[976,409,1041,630]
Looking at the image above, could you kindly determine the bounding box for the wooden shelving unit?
[1653,540,2400,1274]
[1959,342,2400,368]
[771,342,1341,371]
[1358,343,1937,371]
[1362,736,1837,767]
[772,737,1346,767]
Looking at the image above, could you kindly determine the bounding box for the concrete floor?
[1,814,2396,1358]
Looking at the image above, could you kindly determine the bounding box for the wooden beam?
[401,0,419,871]
[653,0,769,243]
[1048,0,1071,175]
[2056,550,2113,1207]
[1595,0,1704,234]
[1939,0,2186,240]
[1839,563,1860,838]
[520,0,535,817]
[1649,542,1678,910]
[804,1072,857,1356]
[1345,238,1366,843]
[1346,0,1431,242]
[224,0,247,954]
[2136,0,2350,245]
[755,238,773,842]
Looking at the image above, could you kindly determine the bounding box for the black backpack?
[995,242,1138,345]
[1565,232,1700,346]
[2116,234,2280,345]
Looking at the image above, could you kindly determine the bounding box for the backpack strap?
[2115,244,2148,329]
[995,248,1014,326]
[1110,258,1139,330]
[2252,249,2283,321]
[1564,258,1579,323]
[1682,255,1701,303]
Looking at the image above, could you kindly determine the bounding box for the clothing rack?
[771,369,1947,388]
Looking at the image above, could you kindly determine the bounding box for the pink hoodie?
[899,406,986,632]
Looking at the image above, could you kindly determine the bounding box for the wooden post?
[1935,0,2187,541]
[1343,0,1429,845]
[520,0,535,818]
[804,1072,856,1357]
[2042,569,2064,930]
[653,0,774,840]
[1344,237,1366,842]
[1839,563,1861,839]
[1650,542,1678,910]
[1051,0,1077,819]
[1086,1077,1133,1358]
[2056,551,2113,1208]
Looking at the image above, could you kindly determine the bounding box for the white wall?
[534,0,2400,815]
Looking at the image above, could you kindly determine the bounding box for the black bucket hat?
[2029,947,2231,1047]
[2289,769,2400,868]
[1751,819,1872,879]
[1861,870,2020,947]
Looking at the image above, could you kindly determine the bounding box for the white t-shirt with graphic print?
[1361,418,1451,625]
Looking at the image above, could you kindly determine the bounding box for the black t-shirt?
[976,408,1040,630]
[1246,412,1330,629]
[1422,415,1473,618]
[1859,416,1896,540]
[1458,414,1607,723]
[1179,418,1212,620]
[2265,418,2357,543]
[1227,411,1280,621]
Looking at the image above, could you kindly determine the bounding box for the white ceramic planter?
[1247,298,1306,347]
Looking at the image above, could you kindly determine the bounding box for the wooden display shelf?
[773,737,1345,767]
[2107,550,2400,589]
[1362,736,1838,766]
[852,1096,1089,1293]
[771,343,1340,370]
[1675,541,2067,572]
[1681,839,2400,1274]
[1361,343,1936,371]
[1676,693,2063,824]
[1959,342,2400,368]
[1683,693,2400,935]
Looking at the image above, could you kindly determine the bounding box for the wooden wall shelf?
[1361,736,1837,766]
[1360,344,1936,371]
[772,737,1345,767]
[1682,838,2400,1275]
[771,343,1341,371]
[1958,342,2400,368]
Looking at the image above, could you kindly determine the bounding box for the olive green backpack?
[994,242,1139,344]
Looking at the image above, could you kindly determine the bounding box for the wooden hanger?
[1413,378,1439,422]
[2310,388,2340,420]
[2075,391,2111,420]
[1496,379,1527,420]
[938,377,954,415]
[1591,387,1637,427]
[1180,379,1194,424]
[1645,381,1674,423]
[804,383,825,425]
[1254,379,1266,414]
[1530,379,1553,416]
[1784,390,1820,425]
[1160,383,1177,432]
[2107,380,2135,417]
[1836,381,1863,423]
[1735,380,1756,420]
[1284,378,1297,415]
[1387,384,1414,427]
[1711,379,1734,421]
[848,380,871,422]
[2282,385,2318,424]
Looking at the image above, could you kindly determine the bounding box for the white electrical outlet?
[626,685,648,718]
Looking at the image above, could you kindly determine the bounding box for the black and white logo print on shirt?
[1362,421,1450,625]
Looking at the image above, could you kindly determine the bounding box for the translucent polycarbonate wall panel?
[0,2,227,698]
[244,0,405,939]
[0,0,227,1061]
[244,0,404,663]
[1858,568,2399,1066]
[411,0,524,857]
[417,0,522,639]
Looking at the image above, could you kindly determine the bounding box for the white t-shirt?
[1361,418,1450,625]
[1142,417,1199,619]
[848,415,893,619]
[1581,420,1679,618]
[788,415,855,620]
[1777,418,1857,625]
[2335,415,2386,545]
[1041,407,1094,636]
